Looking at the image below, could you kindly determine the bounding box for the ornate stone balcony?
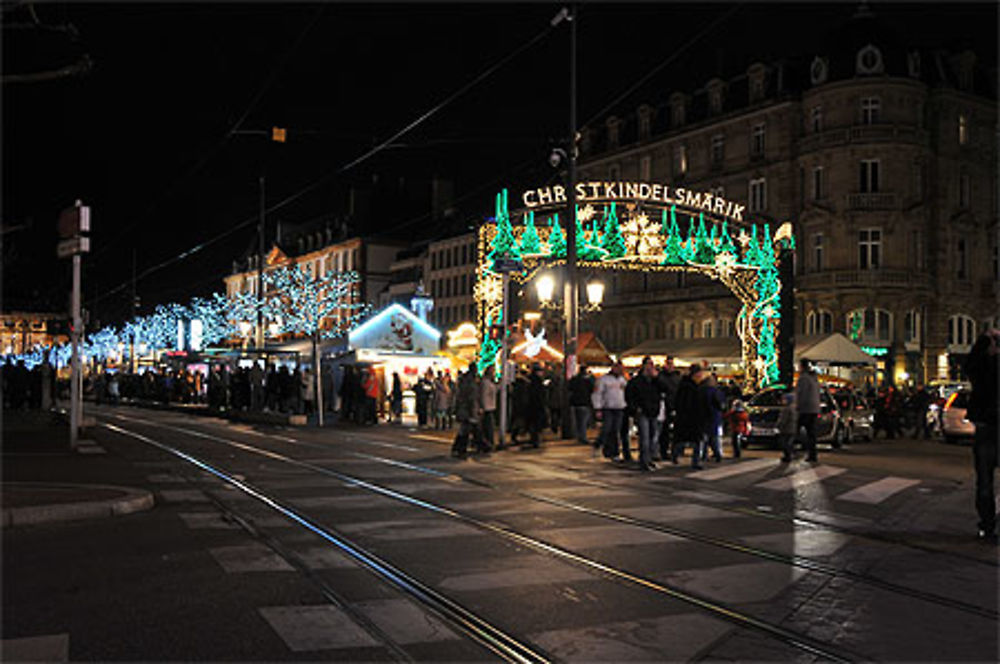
[846,192,897,210]
[798,124,927,153]
[797,269,932,291]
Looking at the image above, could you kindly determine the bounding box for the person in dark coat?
[630,357,663,471]
[390,372,403,424]
[568,365,595,445]
[451,369,482,458]
[525,364,547,447]
[656,358,681,461]
[965,329,999,541]
[509,370,531,445]
[415,370,433,427]
[671,365,709,469]
[700,374,725,463]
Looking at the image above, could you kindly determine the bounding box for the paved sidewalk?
[1,410,154,527]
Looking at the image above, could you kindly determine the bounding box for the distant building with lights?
[0,312,68,356]
[576,5,997,384]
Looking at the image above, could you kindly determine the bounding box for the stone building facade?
[576,7,997,384]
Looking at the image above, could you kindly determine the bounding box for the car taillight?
[944,392,958,411]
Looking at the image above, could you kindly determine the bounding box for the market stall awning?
[794,333,875,366]
[622,337,741,365]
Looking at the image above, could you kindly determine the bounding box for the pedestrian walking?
[390,372,403,424]
[965,329,999,542]
[672,365,709,469]
[509,370,530,446]
[480,365,498,450]
[434,372,451,429]
[656,358,681,460]
[778,391,798,462]
[415,370,433,427]
[526,363,547,448]
[726,399,749,458]
[302,367,315,416]
[361,368,379,425]
[632,357,662,471]
[595,361,628,460]
[795,358,821,462]
[451,369,482,458]
[568,364,594,445]
[700,374,724,463]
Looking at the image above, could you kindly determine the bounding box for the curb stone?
[1,484,155,527]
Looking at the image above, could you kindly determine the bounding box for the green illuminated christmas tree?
[662,207,686,265]
[717,221,737,258]
[744,225,761,266]
[693,213,716,264]
[477,311,503,375]
[575,213,602,260]
[490,189,520,268]
[519,211,541,255]
[548,215,566,257]
[682,217,697,262]
[601,203,627,259]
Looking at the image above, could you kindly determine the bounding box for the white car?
[941,389,975,444]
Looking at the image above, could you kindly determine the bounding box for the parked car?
[833,389,874,441]
[941,389,975,444]
[744,385,846,449]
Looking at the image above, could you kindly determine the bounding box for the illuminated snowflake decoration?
[714,251,738,279]
[737,229,751,247]
[577,204,596,223]
[621,213,663,260]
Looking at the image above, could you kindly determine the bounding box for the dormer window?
[637,105,652,140]
[748,63,766,103]
[606,116,621,149]
[810,57,828,85]
[856,44,884,75]
[706,79,725,115]
[669,94,686,128]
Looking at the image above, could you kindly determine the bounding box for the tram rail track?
[107,410,999,623]
[100,415,901,662]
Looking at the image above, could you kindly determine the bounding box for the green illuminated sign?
[861,345,889,357]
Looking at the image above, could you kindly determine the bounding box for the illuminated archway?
[474,184,794,388]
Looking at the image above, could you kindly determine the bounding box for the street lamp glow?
[586,280,605,307]
[536,274,555,303]
[523,311,542,321]
[239,321,252,337]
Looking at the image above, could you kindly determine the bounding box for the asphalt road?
[4,405,997,662]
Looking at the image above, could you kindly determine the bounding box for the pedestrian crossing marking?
[836,477,921,504]
[352,599,460,644]
[754,465,847,491]
[209,544,294,572]
[530,613,732,662]
[686,458,778,480]
[259,605,381,651]
[439,564,593,591]
[531,524,683,549]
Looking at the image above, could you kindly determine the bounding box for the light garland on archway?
[475,189,794,388]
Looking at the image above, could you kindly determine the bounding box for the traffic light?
[271,127,287,143]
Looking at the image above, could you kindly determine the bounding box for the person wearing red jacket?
[726,400,749,459]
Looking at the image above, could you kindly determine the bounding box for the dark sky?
[3,1,996,327]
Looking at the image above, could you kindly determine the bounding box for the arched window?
[846,308,892,343]
[806,310,833,335]
[702,319,714,338]
[947,314,977,350]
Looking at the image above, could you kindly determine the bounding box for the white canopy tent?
[794,333,875,366]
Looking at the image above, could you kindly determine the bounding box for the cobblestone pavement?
[4,405,997,662]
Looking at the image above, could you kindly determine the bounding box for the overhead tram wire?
[85,17,557,310]
[578,4,745,132]
[92,5,326,259]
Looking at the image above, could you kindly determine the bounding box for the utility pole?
[257,175,266,349]
[57,201,90,451]
[130,248,137,373]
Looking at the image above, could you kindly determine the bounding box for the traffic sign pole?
[70,251,81,450]
[498,271,510,447]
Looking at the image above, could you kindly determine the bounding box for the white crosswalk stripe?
[686,457,778,480]
[754,465,846,491]
[836,477,921,504]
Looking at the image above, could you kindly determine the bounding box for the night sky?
[3,2,995,327]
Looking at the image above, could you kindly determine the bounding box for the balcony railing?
[798,124,927,152]
[797,269,931,290]
[846,192,897,209]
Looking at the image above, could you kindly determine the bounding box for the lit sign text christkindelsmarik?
[522,181,747,222]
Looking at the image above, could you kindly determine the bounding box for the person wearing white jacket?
[594,362,628,459]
